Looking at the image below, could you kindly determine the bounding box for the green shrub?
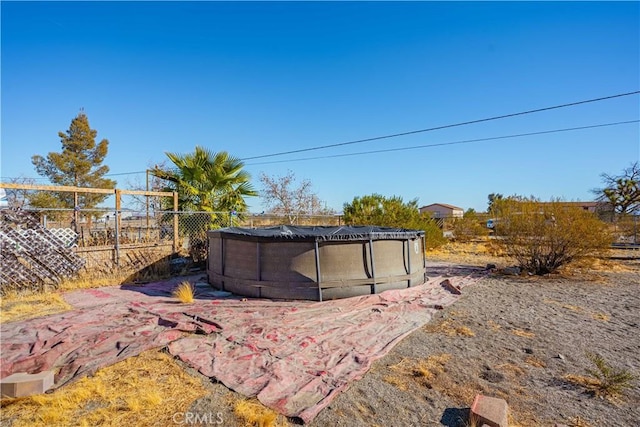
[451,210,489,242]
[491,197,612,275]
[342,194,446,250]
[586,353,636,398]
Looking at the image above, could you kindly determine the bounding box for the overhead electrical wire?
[245,120,640,166]
[241,91,640,160]
[2,91,638,181]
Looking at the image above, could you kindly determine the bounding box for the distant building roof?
[420,203,464,211]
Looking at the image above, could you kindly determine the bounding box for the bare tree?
[259,171,334,225]
[4,176,36,208]
[124,161,171,214]
[593,162,640,215]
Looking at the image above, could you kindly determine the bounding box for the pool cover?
[209,225,425,241]
[0,264,484,423]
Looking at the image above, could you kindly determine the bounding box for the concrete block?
[470,394,509,427]
[1,371,55,398]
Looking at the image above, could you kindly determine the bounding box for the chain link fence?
[610,214,639,244]
[9,206,342,256]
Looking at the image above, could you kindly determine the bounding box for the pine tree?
[30,111,116,212]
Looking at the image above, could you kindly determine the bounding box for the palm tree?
[151,146,257,261]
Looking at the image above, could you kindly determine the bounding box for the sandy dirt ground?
[186,257,640,427]
[2,250,638,427]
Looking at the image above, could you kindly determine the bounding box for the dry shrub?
[173,281,195,303]
[491,198,612,275]
[0,350,207,427]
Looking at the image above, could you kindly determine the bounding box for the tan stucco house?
[419,203,464,219]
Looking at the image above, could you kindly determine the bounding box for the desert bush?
[342,194,446,250]
[451,210,489,242]
[585,353,636,398]
[491,198,612,275]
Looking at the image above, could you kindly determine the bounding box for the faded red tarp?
[0,264,483,423]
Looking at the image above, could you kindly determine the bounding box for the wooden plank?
[0,182,115,194]
[0,183,173,197]
[119,189,174,197]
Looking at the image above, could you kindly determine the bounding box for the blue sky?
[2,1,639,213]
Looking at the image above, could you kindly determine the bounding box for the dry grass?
[561,304,584,312]
[382,374,409,391]
[565,416,595,427]
[429,240,630,276]
[544,299,612,322]
[0,292,72,323]
[424,319,475,337]
[495,363,527,379]
[427,240,513,267]
[233,399,281,427]
[563,374,603,392]
[388,354,451,383]
[592,312,610,322]
[0,271,137,324]
[487,319,502,330]
[0,350,207,427]
[385,354,481,404]
[59,274,126,291]
[563,256,632,273]
[510,329,536,338]
[173,281,195,303]
[525,357,547,368]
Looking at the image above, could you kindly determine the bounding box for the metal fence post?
[173,192,179,253]
[115,189,121,267]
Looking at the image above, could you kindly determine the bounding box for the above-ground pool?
[207,225,426,301]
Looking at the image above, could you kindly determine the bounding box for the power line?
[3,119,638,181]
[3,92,638,182]
[241,91,640,161]
[245,120,640,166]
[105,170,146,177]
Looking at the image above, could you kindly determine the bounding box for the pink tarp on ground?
[0,264,484,423]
